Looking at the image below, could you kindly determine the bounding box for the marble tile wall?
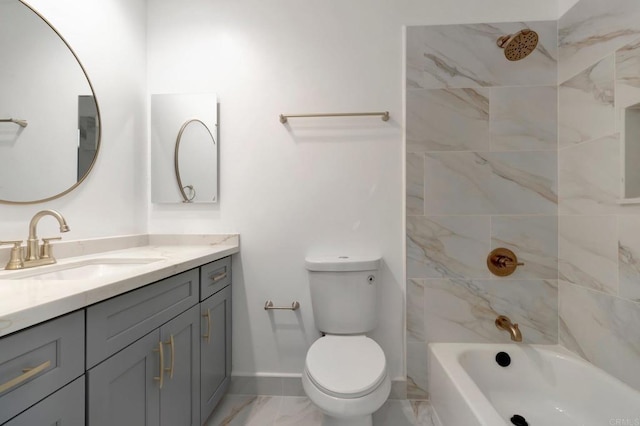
[558,0,640,392]
[405,21,558,400]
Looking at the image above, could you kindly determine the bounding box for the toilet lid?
[305,335,387,398]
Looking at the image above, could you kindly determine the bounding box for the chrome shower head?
[497,29,539,61]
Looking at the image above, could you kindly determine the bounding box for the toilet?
[302,256,390,426]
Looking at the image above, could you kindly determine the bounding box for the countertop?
[0,234,239,338]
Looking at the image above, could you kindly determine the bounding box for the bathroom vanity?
[0,234,238,425]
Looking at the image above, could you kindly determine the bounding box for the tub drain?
[495,351,511,367]
[510,414,528,426]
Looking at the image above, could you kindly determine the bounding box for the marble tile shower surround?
[423,150,558,215]
[406,21,557,90]
[558,215,618,295]
[559,281,640,391]
[405,19,559,402]
[616,39,640,112]
[407,86,558,153]
[618,215,640,301]
[558,133,622,215]
[559,55,615,147]
[556,0,640,393]
[559,0,640,83]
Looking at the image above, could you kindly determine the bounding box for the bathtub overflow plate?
[510,414,528,426]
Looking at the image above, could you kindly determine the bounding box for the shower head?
[497,29,539,61]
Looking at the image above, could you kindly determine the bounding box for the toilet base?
[302,368,390,425]
[322,414,372,426]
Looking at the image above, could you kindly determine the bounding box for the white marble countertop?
[0,234,239,338]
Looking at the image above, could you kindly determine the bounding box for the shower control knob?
[487,248,524,277]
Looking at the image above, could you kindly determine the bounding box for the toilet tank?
[305,256,380,334]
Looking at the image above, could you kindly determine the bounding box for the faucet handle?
[40,237,62,260]
[0,240,24,270]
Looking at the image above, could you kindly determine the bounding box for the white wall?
[559,0,581,16]
[147,0,559,380]
[0,0,147,240]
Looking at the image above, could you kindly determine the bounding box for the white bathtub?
[428,343,640,426]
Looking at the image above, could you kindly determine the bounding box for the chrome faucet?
[0,210,70,270]
[495,315,523,342]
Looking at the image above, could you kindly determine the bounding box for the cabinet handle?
[0,360,51,393]
[164,335,175,379]
[202,309,211,344]
[210,271,227,283]
[153,341,164,389]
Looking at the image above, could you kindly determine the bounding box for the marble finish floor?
[204,395,440,426]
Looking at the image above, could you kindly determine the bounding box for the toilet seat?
[305,335,387,399]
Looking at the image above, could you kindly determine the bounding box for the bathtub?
[428,343,640,426]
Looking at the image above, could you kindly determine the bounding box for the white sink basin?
[2,258,166,280]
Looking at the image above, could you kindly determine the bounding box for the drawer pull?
[209,271,227,283]
[202,309,211,344]
[164,335,175,379]
[0,360,51,393]
[153,341,165,389]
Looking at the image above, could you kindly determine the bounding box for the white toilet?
[302,256,391,426]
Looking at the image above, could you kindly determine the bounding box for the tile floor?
[204,395,441,426]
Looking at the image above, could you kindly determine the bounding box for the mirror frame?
[1,1,101,205]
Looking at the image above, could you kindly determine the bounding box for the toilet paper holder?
[264,300,301,311]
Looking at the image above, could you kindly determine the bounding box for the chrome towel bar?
[264,300,300,311]
[279,111,389,124]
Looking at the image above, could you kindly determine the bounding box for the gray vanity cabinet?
[200,284,232,422]
[159,304,201,426]
[4,377,85,426]
[87,329,161,426]
[88,305,202,426]
[0,310,84,425]
[0,255,233,426]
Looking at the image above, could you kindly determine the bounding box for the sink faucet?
[495,315,522,342]
[23,210,70,268]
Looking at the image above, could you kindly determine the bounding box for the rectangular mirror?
[151,93,218,204]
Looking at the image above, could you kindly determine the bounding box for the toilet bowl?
[303,256,390,426]
[302,335,390,426]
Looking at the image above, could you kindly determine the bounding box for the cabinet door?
[4,377,84,426]
[200,285,232,422]
[88,330,161,426]
[159,305,201,426]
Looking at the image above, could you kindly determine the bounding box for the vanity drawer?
[0,311,84,424]
[4,376,85,426]
[86,268,199,368]
[200,256,232,300]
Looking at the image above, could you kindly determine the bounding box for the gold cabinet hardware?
[164,335,175,379]
[153,341,164,389]
[0,360,51,393]
[209,271,227,283]
[0,240,24,270]
[487,248,524,277]
[202,309,211,344]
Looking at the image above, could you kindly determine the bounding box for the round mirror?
[0,0,100,204]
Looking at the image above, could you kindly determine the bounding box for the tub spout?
[495,315,522,342]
